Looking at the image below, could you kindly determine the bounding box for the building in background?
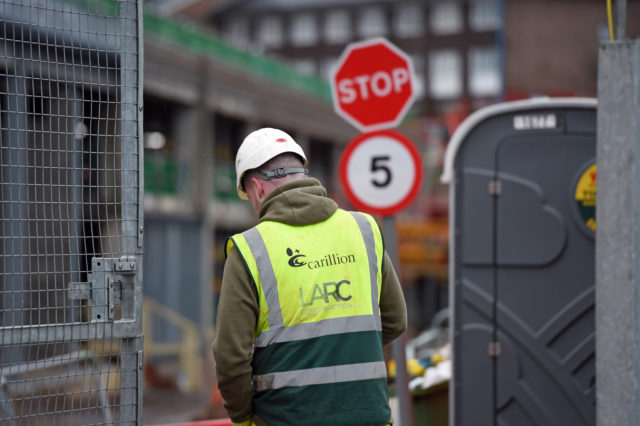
[202,0,505,116]
[155,0,640,115]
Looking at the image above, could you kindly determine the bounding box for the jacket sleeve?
[379,251,407,346]
[212,247,259,423]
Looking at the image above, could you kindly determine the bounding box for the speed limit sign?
[339,130,423,216]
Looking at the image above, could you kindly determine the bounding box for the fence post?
[596,40,640,426]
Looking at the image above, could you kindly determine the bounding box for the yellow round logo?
[574,164,596,232]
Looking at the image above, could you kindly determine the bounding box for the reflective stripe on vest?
[243,226,284,333]
[241,211,382,348]
[253,360,387,392]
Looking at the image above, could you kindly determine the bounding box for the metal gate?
[442,98,597,426]
[0,1,143,424]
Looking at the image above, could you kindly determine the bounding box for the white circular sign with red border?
[339,130,423,216]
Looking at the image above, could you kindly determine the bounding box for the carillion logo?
[286,248,356,269]
[286,248,307,267]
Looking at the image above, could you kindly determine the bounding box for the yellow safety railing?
[143,297,205,392]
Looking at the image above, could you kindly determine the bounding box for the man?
[213,128,407,426]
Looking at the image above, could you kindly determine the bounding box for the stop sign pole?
[383,217,413,426]
[339,130,420,426]
[332,39,418,426]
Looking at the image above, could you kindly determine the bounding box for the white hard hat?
[235,128,308,200]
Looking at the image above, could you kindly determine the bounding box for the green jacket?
[212,178,408,425]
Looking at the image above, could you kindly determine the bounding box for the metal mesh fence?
[0,0,142,424]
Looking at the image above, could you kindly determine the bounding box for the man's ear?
[248,176,265,200]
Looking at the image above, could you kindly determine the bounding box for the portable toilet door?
[442,98,597,426]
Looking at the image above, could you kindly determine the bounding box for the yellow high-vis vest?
[226,209,391,426]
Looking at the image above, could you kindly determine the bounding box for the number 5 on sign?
[339,130,423,216]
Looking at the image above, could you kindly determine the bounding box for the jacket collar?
[258,178,338,226]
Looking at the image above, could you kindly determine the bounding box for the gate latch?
[68,256,137,322]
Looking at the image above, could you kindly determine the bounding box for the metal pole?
[596,40,640,426]
[120,1,144,423]
[615,0,627,40]
[193,57,214,214]
[2,71,28,365]
[382,216,414,426]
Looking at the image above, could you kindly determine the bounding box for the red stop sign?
[331,38,415,132]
